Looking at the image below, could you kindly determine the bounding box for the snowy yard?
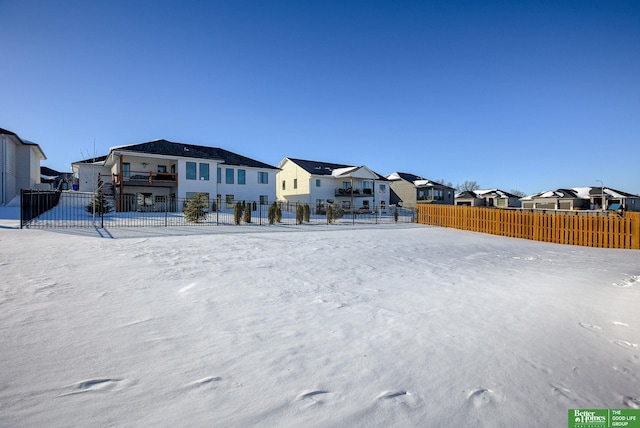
[0,224,638,427]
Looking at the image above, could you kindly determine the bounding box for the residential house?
[41,166,77,191]
[455,189,522,208]
[0,128,47,205]
[277,158,391,213]
[520,187,640,212]
[386,172,455,208]
[72,140,278,211]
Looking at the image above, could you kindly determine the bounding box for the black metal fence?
[20,190,62,228]
[21,191,415,228]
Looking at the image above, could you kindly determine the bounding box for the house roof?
[109,140,278,169]
[0,127,47,160]
[459,189,520,199]
[285,158,388,180]
[387,172,454,189]
[522,187,639,200]
[72,155,109,165]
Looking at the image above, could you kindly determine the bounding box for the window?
[225,168,234,184]
[293,178,298,189]
[186,192,209,200]
[258,171,268,184]
[238,169,246,185]
[225,194,234,208]
[199,163,210,181]
[342,181,350,189]
[122,163,131,178]
[380,200,386,209]
[217,167,222,183]
[259,195,268,205]
[282,180,286,190]
[379,184,386,193]
[186,162,197,180]
[362,200,370,208]
[157,165,167,173]
[316,179,321,187]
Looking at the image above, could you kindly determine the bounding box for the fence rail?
[416,205,640,250]
[21,191,414,228]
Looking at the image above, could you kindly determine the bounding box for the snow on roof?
[331,166,358,177]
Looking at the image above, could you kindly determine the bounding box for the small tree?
[234,202,243,225]
[243,202,252,223]
[268,202,277,225]
[394,207,399,223]
[86,189,113,215]
[183,193,208,223]
[275,203,282,223]
[326,203,344,224]
[303,204,310,222]
[296,204,304,224]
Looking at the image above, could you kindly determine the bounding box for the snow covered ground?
[1,224,639,427]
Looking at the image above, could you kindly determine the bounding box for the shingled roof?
[285,158,388,180]
[109,140,278,169]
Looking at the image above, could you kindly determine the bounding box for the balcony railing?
[111,171,178,186]
[335,187,373,197]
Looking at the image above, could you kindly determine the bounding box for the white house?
[0,128,47,205]
[72,140,278,211]
[276,158,391,213]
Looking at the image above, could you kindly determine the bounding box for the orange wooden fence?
[416,205,640,250]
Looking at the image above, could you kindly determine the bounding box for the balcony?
[112,171,178,187]
[335,187,373,197]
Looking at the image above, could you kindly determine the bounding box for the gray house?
[455,189,522,208]
[1,127,47,205]
[387,172,455,208]
[520,186,640,212]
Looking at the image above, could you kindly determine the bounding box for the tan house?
[386,172,455,208]
[277,158,390,213]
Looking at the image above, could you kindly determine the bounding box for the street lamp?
[596,179,605,212]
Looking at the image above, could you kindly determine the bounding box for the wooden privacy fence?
[416,205,640,250]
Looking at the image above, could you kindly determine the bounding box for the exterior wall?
[455,198,483,207]
[276,161,312,204]
[76,164,112,192]
[1,136,18,203]
[388,180,417,208]
[176,158,218,200]
[215,164,276,205]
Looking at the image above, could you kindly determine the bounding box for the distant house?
[0,128,47,205]
[386,172,455,208]
[277,158,391,213]
[40,166,76,191]
[520,187,640,212]
[72,139,278,212]
[455,189,522,208]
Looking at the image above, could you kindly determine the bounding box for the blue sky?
[2,0,638,195]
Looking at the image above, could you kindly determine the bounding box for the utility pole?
[596,180,605,211]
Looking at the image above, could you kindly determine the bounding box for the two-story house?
[72,139,278,211]
[277,158,391,213]
[1,128,47,205]
[386,172,455,208]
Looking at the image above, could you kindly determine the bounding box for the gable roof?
[284,158,388,180]
[456,189,519,199]
[387,172,454,189]
[522,187,639,200]
[0,127,47,159]
[110,140,278,169]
